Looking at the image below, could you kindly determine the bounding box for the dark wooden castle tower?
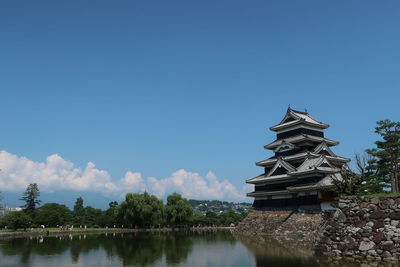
[246,107,350,210]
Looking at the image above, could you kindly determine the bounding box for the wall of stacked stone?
[315,196,400,261]
[233,210,323,248]
[233,210,293,235]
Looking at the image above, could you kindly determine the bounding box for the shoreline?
[0,226,234,239]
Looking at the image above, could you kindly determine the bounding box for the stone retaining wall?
[315,196,400,261]
[233,210,323,248]
[233,210,292,235]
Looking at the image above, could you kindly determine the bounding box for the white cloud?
[0,150,248,201]
[117,171,146,193]
[0,151,113,192]
[146,169,244,200]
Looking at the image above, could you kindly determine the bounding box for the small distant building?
[246,107,350,211]
[0,206,23,216]
[5,206,23,212]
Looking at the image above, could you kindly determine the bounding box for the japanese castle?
[246,107,350,210]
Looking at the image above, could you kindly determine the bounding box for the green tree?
[0,191,3,210]
[81,206,103,227]
[34,203,73,227]
[72,197,107,227]
[188,213,208,226]
[108,201,118,210]
[165,193,193,226]
[331,165,361,195]
[20,183,41,214]
[366,120,400,192]
[0,211,31,230]
[218,210,242,226]
[101,201,119,227]
[73,197,84,215]
[73,197,85,225]
[117,192,164,228]
[354,153,384,194]
[204,211,218,225]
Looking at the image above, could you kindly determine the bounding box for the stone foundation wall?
[316,196,400,261]
[234,210,292,235]
[233,210,323,248]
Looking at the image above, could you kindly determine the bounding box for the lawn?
[363,192,400,197]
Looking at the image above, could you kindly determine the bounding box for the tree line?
[333,119,400,195]
[0,185,247,230]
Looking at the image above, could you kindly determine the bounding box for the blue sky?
[0,1,399,208]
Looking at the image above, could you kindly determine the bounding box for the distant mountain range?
[188,199,252,214]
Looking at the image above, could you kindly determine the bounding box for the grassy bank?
[363,192,400,197]
[0,227,120,233]
[0,226,234,239]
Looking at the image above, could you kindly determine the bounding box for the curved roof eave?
[270,120,329,131]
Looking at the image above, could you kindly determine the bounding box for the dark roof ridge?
[289,106,329,124]
[289,107,308,115]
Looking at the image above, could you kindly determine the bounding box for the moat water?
[0,230,389,267]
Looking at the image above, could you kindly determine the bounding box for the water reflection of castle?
[246,107,350,210]
[238,235,320,267]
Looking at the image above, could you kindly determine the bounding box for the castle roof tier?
[246,107,350,210]
[247,174,339,198]
[256,152,350,167]
[247,154,340,184]
[270,107,329,132]
[264,134,339,150]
